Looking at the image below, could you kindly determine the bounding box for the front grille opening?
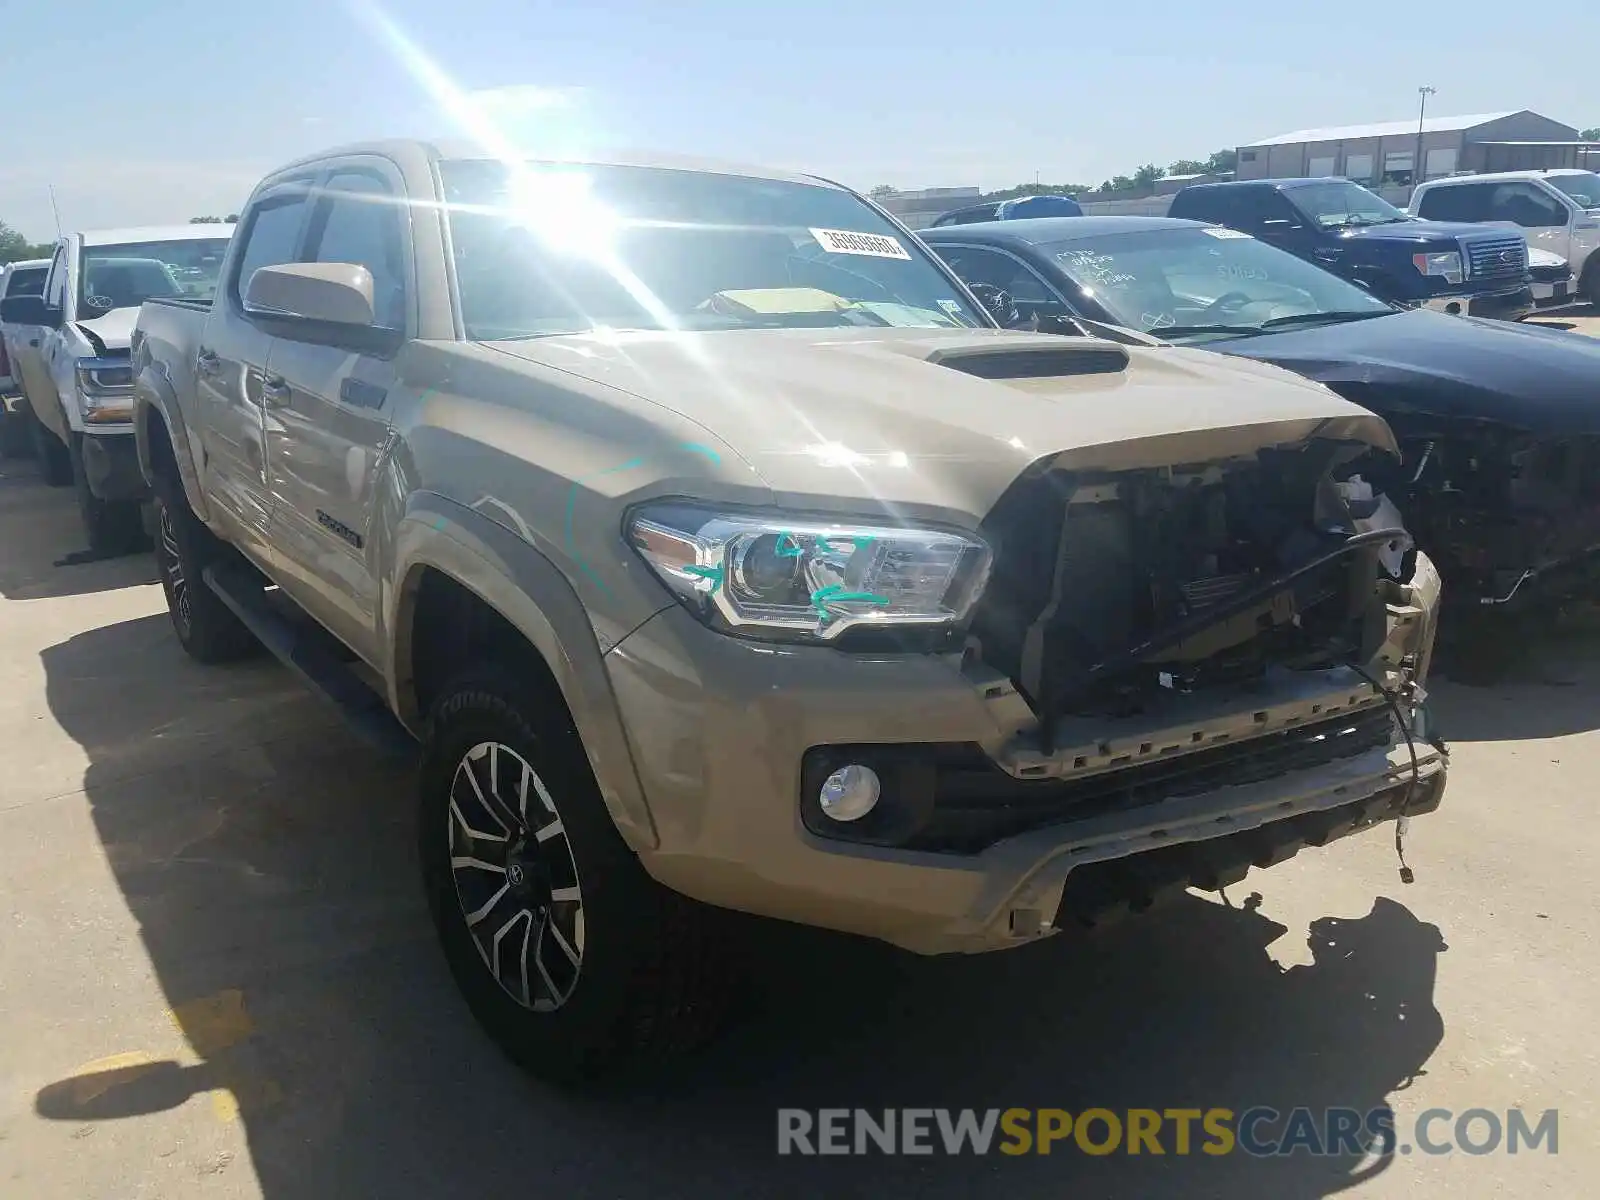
[970,441,1389,743]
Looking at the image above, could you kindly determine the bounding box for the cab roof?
[80,225,235,247]
[270,138,837,190]
[920,215,1212,244]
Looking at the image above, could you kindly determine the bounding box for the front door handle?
[260,374,291,407]
[196,347,220,377]
[28,337,39,347]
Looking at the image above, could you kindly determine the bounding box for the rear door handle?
[196,347,220,377]
[260,374,291,407]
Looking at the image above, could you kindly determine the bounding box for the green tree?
[0,221,53,264]
[867,185,898,199]
[1579,127,1600,140]
[981,181,1093,204]
[1132,164,1165,190]
[189,215,225,224]
[1205,148,1238,175]
[1168,158,1208,176]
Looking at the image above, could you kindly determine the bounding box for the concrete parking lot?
[1,435,1597,1197]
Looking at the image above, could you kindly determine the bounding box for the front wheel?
[71,436,145,556]
[1581,257,1600,308]
[32,418,71,487]
[419,671,729,1084]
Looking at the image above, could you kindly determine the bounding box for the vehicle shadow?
[1430,606,1600,741]
[35,613,1448,1199]
[0,462,156,600]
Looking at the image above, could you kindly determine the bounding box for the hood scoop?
[927,342,1129,381]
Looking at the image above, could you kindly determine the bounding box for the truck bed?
[130,295,214,427]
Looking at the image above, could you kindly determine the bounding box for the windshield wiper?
[1258,310,1394,330]
[1145,323,1262,339]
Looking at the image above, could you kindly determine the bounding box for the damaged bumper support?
[80,430,150,503]
[603,551,1445,956]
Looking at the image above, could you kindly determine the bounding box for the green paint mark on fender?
[683,563,724,594]
[810,583,891,623]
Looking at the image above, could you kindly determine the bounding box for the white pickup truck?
[0,225,233,552]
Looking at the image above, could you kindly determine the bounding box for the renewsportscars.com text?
[777,1107,1559,1157]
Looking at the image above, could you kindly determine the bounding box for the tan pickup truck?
[131,139,1448,1084]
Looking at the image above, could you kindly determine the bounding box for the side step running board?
[203,563,419,763]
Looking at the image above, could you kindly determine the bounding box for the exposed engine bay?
[1356,422,1600,609]
[970,439,1414,751]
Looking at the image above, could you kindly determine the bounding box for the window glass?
[306,173,407,329]
[1488,183,1569,228]
[1343,153,1375,183]
[4,266,47,298]
[80,238,231,312]
[233,192,309,307]
[1417,184,1492,222]
[1546,172,1600,210]
[439,160,984,339]
[1044,227,1391,338]
[1285,181,1410,229]
[935,246,1054,303]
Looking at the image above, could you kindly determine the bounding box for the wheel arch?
[134,365,210,521]
[389,495,660,852]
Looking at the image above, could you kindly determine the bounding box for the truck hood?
[1217,307,1600,435]
[71,306,139,355]
[484,327,1395,516]
[1332,218,1503,246]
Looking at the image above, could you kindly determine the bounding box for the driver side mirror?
[0,294,62,328]
[244,262,376,327]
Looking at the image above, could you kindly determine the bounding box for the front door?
[195,184,313,560]
[16,245,67,439]
[262,163,410,665]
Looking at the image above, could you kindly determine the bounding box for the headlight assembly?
[1411,251,1463,284]
[627,503,992,642]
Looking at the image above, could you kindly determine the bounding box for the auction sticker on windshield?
[1203,228,1254,239]
[810,228,912,260]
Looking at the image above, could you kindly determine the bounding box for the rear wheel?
[32,418,71,487]
[71,435,145,556]
[419,669,728,1085]
[151,474,260,663]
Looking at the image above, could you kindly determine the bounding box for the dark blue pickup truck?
[1168,178,1534,319]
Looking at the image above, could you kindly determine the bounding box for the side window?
[43,246,67,309]
[5,267,46,298]
[1488,183,1569,229]
[1253,190,1303,231]
[1417,184,1491,222]
[937,246,1057,304]
[304,172,407,330]
[232,192,310,307]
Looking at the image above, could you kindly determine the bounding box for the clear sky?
[3,0,1596,240]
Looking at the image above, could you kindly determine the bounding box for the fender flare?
[387,493,661,852]
[133,361,210,522]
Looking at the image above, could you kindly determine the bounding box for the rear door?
[15,243,67,438]
[262,160,411,664]
[197,182,312,560]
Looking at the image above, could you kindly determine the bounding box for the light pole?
[1414,86,1436,193]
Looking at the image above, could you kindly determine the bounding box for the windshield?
[1048,226,1394,340]
[1547,172,1600,210]
[78,238,231,312]
[439,160,983,339]
[1285,181,1411,229]
[4,267,46,298]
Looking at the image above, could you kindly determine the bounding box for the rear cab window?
[1417,184,1493,222]
[3,266,47,299]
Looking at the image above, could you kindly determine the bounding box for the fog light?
[819,764,881,822]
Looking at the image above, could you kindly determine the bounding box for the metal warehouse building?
[1236,110,1588,191]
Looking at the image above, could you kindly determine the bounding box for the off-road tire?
[1582,256,1600,308]
[32,418,71,487]
[420,669,728,1086]
[70,435,146,556]
[151,474,260,663]
[1,397,35,459]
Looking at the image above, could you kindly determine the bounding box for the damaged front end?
[803,427,1447,931]
[1360,418,1600,612]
